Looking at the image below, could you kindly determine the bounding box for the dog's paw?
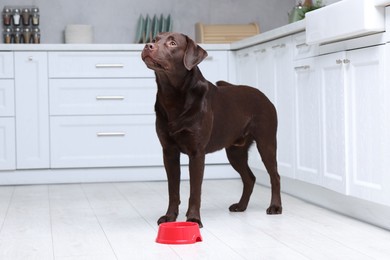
[157,215,177,225]
[266,205,282,215]
[229,203,247,212]
[187,218,203,228]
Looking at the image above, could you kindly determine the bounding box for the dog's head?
[141,32,208,73]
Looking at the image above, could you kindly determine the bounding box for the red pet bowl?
[156,222,203,244]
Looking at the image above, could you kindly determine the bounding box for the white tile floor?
[0,179,390,259]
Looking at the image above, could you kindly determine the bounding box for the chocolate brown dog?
[141,32,282,227]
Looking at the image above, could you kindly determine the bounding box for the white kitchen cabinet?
[0,118,16,170]
[0,53,15,171]
[236,36,295,178]
[293,52,348,192]
[293,57,321,185]
[292,32,319,60]
[47,50,229,170]
[15,52,50,169]
[319,53,348,193]
[198,51,229,84]
[269,37,295,179]
[50,115,163,168]
[48,51,162,169]
[293,44,389,198]
[235,47,257,86]
[0,80,15,117]
[235,47,266,172]
[346,45,390,205]
[0,52,14,78]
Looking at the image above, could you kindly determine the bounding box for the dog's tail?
[216,80,237,87]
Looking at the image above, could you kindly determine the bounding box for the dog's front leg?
[158,148,181,225]
[186,153,205,228]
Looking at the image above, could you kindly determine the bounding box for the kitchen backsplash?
[1,0,295,44]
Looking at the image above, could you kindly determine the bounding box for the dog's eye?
[169,41,177,47]
[151,39,156,43]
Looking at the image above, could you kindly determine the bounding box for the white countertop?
[230,20,305,50]
[375,0,390,6]
[0,20,305,52]
[0,43,231,51]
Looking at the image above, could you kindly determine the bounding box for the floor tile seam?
[47,184,58,260]
[112,182,183,259]
[282,207,377,259]
[256,215,368,260]
[0,186,15,237]
[80,183,119,260]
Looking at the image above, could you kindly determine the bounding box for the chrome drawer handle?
[95,64,124,68]
[205,56,213,61]
[96,96,125,100]
[254,49,266,53]
[296,43,309,48]
[272,43,286,49]
[294,65,310,70]
[97,132,126,137]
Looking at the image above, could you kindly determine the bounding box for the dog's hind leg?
[226,141,256,212]
[255,134,282,215]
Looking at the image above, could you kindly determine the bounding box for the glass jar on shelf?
[23,27,31,43]
[31,8,39,26]
[13,8,21,26]
[32,28,40,44]
[22,8,30,26]
[3,28,13,44]
[2,7,12,26]
[14,27,22,44]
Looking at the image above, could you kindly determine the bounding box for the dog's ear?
[183,35,208,71]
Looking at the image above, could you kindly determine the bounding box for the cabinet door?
[0,52,14,78]
[235,48,265,171]
[272,37,295,178]
[318,52,347,193]
[0,80,15,117]
[235,48,257,87]
[346,45,390,205]
[238,38,295,178]
[0,118,16,170]
[293,58,321,185]
[15,52,50,169]
[198,51,229,84]
[256,45,275,103]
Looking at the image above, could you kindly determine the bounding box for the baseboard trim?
[252,167,390,231]
[0,164,238,186]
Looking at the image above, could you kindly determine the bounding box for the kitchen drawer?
[50,115,163,168]
[0,80,15,116]
[48,52,154,78]
[0,118,16,170]
[50,78,156,115]
[0,52,14,78]
[292,32,319,60]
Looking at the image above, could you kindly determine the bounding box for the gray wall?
[1,0,296,43]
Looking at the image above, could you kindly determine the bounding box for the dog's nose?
[145,43,154,50]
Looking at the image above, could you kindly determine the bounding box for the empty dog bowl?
[156,222,202,244]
